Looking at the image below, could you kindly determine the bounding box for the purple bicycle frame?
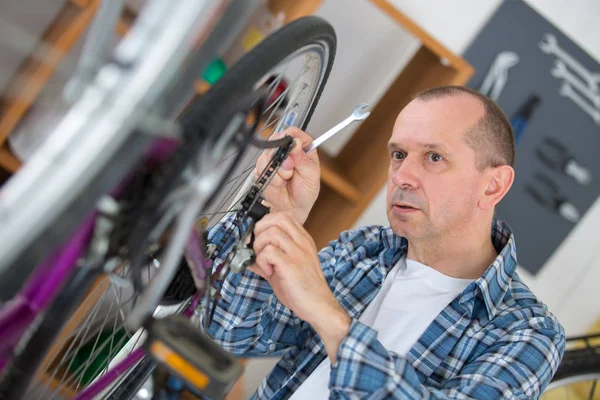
[0,138,208,399]
[0,214,96,371]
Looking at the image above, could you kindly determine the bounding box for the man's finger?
[280,127,313,147]
[289,138,319,174]
[253,225,298,257]
[255,212,312,249]
[283,128,319,163]
[285,210,316,246]
[266,172,287,188]
[247,264,272,279]
[255,244,289,274]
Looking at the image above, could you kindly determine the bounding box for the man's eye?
[391,151,404,160]
[428,153,443,162]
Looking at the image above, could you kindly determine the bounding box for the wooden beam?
[369,0,474,78]
[0,145,21,173]
[0,0,100,146]
[268,0,323,23]
[69,0,92,8]
[116,7,136,37]
[318,150,361,204]
[194,80,211,96]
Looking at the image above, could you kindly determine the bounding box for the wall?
[244,0,600,397]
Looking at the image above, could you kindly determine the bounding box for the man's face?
[386,95,486,240]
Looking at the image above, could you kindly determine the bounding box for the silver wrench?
[304,103,371,152]
[559,83,600,125]
[552,60,600,109]
[540,33,600,91]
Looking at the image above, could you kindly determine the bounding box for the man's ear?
[479,165,515,210]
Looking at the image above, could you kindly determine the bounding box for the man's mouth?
[392,203,419,213]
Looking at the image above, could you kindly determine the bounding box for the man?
[207,85,565,399]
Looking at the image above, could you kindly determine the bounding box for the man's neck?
[405,222,498,280]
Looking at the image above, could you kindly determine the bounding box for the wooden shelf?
[194,80,211,96]
[0,145,21,173]
[318,149,361,204]
[116,7,136,37]
[268,0,323,23]
[0,0,101,147]
[69,0,92,8]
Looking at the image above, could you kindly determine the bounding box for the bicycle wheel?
[542,334,600,399]
[1,16,336,400]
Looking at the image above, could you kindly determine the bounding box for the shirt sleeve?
[204,214,343,357]
[329,319,565,399]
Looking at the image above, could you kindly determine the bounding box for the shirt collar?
[379,219,517,320]
[459,219,518,320]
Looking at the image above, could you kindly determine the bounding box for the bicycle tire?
[1,16,336,400]
[546,346,600,390]
[183,15,336,135]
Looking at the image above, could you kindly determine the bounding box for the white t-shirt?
[290,256,474,399]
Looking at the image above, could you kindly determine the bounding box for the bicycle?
[0,0,335,398]
[1,2,598,400]
[542,332,600,399]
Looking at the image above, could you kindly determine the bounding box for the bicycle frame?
[0,215,96,369]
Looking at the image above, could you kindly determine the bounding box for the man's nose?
[391,156,420,189]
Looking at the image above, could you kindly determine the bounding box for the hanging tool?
[525,173,580,223]
[535,137,591,185]
[559,83,600,125]
[552,60,600,109]
[540,33,600,92]
[479,51,520,101]
[511,95,541,143]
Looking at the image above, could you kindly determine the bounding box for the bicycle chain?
[240,136,295,220]
[212,135,294,275]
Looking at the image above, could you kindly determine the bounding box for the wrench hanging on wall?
[552,60,600,109]
[539,33,600,92]
[559,83,600,125]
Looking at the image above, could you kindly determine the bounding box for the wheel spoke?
[31,277,142,399]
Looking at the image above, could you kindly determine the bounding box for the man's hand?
[247,212,351,363]
[254,128,320,225]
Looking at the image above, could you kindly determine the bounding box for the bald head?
[412,86,515,170]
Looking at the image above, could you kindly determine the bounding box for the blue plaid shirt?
[206,218,565,399]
